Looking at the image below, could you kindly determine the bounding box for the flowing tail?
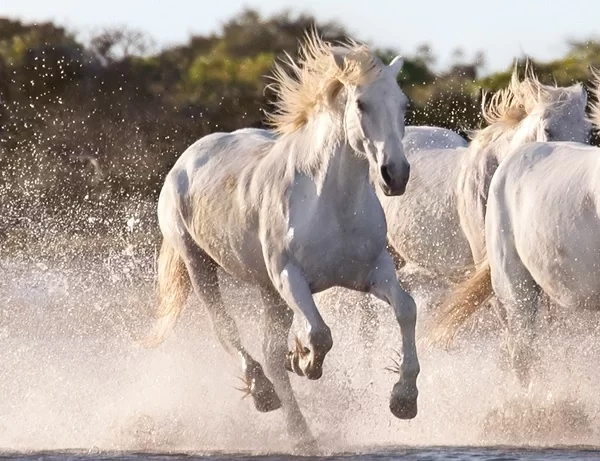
[140,238,191,347]
[429,260,493,349]
[591,67,600,131]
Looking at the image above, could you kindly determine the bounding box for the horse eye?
[356,100,366,112]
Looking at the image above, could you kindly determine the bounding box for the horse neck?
[290,114,372,206]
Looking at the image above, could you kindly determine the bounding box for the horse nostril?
[380,164,392,186]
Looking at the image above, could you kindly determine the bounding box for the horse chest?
[286,200,387,289]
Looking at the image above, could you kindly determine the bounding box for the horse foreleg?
[269,262,333,380]
[356,236,403,351]
[366,251,420,420]
[261,289,317,452]
[180,239,281,413]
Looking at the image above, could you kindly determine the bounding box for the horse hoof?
[305,366,323,380]
[389,395,418,420]
[252,379,282,413]
[253,391,282,412]
[284,348,323,380]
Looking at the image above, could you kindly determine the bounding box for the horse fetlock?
[284,336,327,380]
[402,362,421,381]
[390,379,419,420]
[284,348,305,376]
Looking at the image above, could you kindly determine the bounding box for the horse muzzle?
[379,162,410,196]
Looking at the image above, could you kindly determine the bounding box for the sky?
[2,0,600,74]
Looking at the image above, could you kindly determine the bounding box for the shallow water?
[3,447,600,461]
[2,236,600,458]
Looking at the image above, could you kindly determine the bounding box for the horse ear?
[388,55,404,76]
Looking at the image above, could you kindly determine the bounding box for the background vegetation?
[1,9,600,248]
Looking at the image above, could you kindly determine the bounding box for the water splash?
[1,224,600,453]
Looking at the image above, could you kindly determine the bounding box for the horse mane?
[591,67,600,131]
[265,29,381,136]
[470,61,584,146]
[480,64,529,128]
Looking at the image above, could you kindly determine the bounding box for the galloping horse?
[144,31,419,450]
[385,64,591,285]
[430,72,600,386]
[357,65,592,346]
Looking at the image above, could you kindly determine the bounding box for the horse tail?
[429,259,493,349]
[591,67,600,131]
[140,238,191,347]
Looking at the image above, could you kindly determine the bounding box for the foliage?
[1,10,599,238]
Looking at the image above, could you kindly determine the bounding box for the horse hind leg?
[261,288,317,452]
[498,282,542,388]
[179,235,281,413]
[488,231,541,388]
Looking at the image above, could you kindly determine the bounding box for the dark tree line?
[1,10,599,242]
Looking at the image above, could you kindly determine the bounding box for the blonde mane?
[471,61,583,145]
[266,29,382,136]
[591,67,600,131]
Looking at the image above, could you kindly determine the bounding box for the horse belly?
[197,229,270,286]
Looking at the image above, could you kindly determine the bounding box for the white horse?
[144,32,419,451]
[359,66,592,341]
[430,72,600,385]
[388,65,591,283]
[357,66,592,347]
